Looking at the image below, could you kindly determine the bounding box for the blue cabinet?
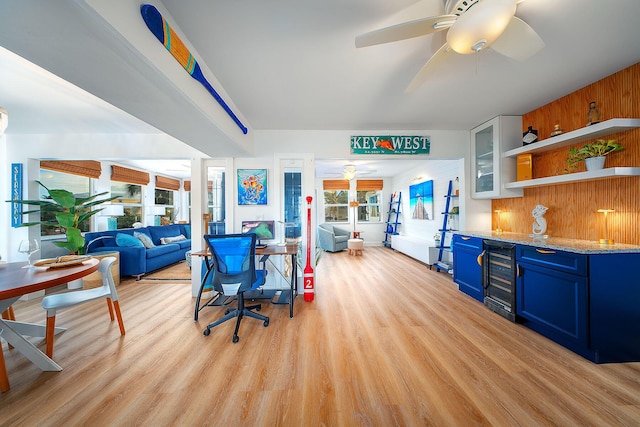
[590,254,640,363]
[516,247,590,357]
[452,234,483,302]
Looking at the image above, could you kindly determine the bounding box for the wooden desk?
[0,258,100,392]
[192,243,299,320]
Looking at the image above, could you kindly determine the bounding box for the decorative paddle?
[140,4,248,134]
[304,196,315,302]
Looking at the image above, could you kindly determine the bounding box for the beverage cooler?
[482,240,517,322]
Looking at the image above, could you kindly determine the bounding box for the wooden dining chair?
[41,256,125,358]
[0,328,9,392]
[2,307,15,350]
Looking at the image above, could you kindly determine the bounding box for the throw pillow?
[116,233,144,247]
[134,231,156,248]
[183,224,191,239]
[160,234,187,245]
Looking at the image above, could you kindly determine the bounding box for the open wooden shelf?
[504,118,640,158]
[504,167,640,189]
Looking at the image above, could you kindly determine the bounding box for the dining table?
[0,257,100,392]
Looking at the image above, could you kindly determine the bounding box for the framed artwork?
[237,169,267,205]
[409,180,433,220]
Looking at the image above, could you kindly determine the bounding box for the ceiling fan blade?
[355,15,458,48]
[490,16,544,61]
[405,43,453,92]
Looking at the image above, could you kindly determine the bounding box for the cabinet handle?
[477,250,486,266]
[535,249,556,254]
[461,236,471,241]
[516,264,521,277]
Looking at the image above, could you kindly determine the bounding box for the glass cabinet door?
[474,122,495,194]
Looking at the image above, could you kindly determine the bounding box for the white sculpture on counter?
[530,204,549,237]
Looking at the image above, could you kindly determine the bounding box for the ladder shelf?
[383,192,402,247]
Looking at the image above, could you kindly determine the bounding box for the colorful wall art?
[409,180,433,220]
[238,169,267,205]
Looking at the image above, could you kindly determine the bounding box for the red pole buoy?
[304,196,315,302]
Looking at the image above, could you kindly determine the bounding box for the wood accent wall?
[493,62,640,244]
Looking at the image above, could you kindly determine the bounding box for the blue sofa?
[84,224,191,278]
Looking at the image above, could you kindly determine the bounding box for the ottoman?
[348,238,364,256]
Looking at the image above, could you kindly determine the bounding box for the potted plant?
[565,139,623,172]
[10,180,117,254]
[434,232,441,246]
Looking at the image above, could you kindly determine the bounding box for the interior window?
[207,167,226,234]
[284,171,302,240]
[111,182,142,229]
[356,190,382,222]
[323,190,348,222]
[39,169,90,236]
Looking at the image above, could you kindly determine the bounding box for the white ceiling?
[1,0,640,179]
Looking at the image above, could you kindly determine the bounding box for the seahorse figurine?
[531,205,549,236]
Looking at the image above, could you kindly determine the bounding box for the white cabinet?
[470,116,523,199]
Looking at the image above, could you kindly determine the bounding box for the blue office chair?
[202,233,269,343]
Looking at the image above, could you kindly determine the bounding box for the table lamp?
[494,209,503,234]
[100,204,124,230]
[597,209,615,244]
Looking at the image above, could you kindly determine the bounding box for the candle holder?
[597,209,615,245]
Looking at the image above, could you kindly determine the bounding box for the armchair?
[317,223,350,252]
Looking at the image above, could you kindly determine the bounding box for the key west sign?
[351,135,430,155]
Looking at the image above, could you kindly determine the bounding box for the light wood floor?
[1,247,639,426]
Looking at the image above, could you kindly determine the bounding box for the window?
[38,169,90,236]
[111,182,142,229]
[208,168,225,223]
[356,190,382,222]
[154,188,174,206]
[155,188,175,224]
[355,180,383,223]
[323,190,349,222]
[284,171,302,239]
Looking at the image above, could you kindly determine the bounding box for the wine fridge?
[482,240,517,322]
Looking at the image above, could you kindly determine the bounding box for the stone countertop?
[454,231,640,254]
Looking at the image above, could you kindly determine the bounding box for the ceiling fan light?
[343,171,356,181]
[446,0,516,54]
[343,164,357,181]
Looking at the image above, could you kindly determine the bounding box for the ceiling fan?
[355,0,544,91]
[327,164,377,181]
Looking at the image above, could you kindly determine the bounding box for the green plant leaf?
[56,212,77,229]
[48,188,76,208]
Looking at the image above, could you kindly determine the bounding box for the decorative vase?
[585,156,606,171]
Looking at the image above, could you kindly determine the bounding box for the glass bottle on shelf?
[522,126,538,145]
[586,101,601,126]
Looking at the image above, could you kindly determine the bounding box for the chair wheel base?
[203,328,211,336]
[232,335,239,343]
[264,319,269,327]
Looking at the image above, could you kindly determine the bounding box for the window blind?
[156,175,180,191]
[40,160,102,179]
[356,179,383,191]
[323,179,349,190]
[111,165,150,185]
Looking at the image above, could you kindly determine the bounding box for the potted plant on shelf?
[10,180,117,255]
[565,139,623,172]
[434,232,441,246]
